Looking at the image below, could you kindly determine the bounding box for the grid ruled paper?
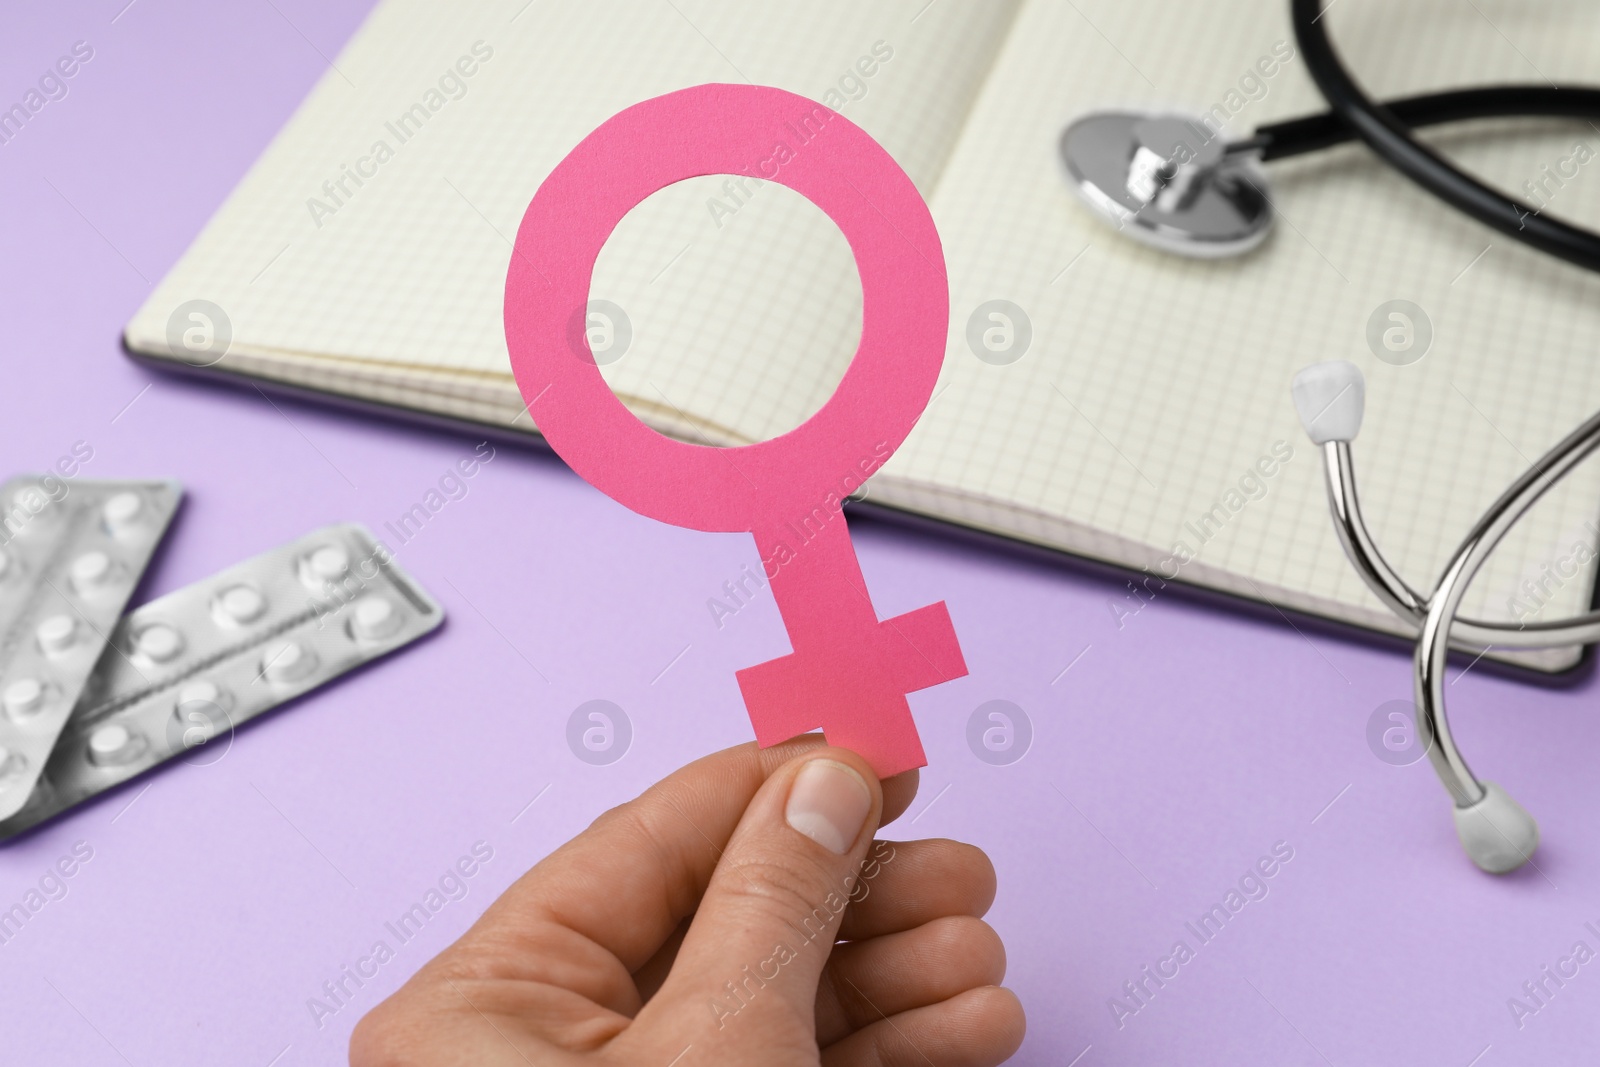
[125,0,1600,669]
[124,0,1021,442]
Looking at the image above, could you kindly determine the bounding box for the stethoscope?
[1062,0,1600,874]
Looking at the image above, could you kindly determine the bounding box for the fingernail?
[785,759,872,855]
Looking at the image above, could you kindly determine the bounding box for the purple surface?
[3,2,1599,1064]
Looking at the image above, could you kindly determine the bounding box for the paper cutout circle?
[504,83,949,533]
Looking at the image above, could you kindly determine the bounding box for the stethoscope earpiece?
[1454,782,1539,875]
[1290,361,1364,444]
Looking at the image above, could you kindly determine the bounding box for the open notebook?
[125,0,1600,671]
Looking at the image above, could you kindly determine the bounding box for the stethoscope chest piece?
[1060,111,1273,258]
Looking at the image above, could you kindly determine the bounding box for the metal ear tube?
[1294,361,1600,873]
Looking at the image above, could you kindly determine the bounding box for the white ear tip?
[1454,781,1539,874]
[1290,361,1365,443]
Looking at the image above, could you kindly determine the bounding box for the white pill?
[310,545,350,581]
[0,549,10,579]
[103,492,144,535]
[352,597,401,641]
[263,640,318,684]
[37,615,76,655]
[87,723,140,766]
[174,681,227,746]
[218,585,266,623]
[4,679,43,717]
[70,550,112,591]
[177,680,221,707]
[136,624,183,662]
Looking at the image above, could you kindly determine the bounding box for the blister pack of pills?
[0,523,443,840]
[0,478,183,821]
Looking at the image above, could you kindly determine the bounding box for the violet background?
[2,1,1598,1063]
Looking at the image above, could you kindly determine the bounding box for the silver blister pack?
[0,478,183,821]
[0,523,443,840]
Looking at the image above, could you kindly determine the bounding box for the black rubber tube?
[1286,0,1600,272]
[1251,86,1600,161]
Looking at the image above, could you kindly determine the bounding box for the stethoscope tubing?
[1239,85,1600,162]
[1289,0,1600,272]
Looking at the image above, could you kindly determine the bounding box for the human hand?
[351,737,1024,1065]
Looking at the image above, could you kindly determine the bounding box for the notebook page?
[878,0,1600,659]
[124,0,1021,445]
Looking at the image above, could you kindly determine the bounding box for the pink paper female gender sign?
[503,84,966,778]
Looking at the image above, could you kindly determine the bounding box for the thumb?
[638,747,883,1052]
